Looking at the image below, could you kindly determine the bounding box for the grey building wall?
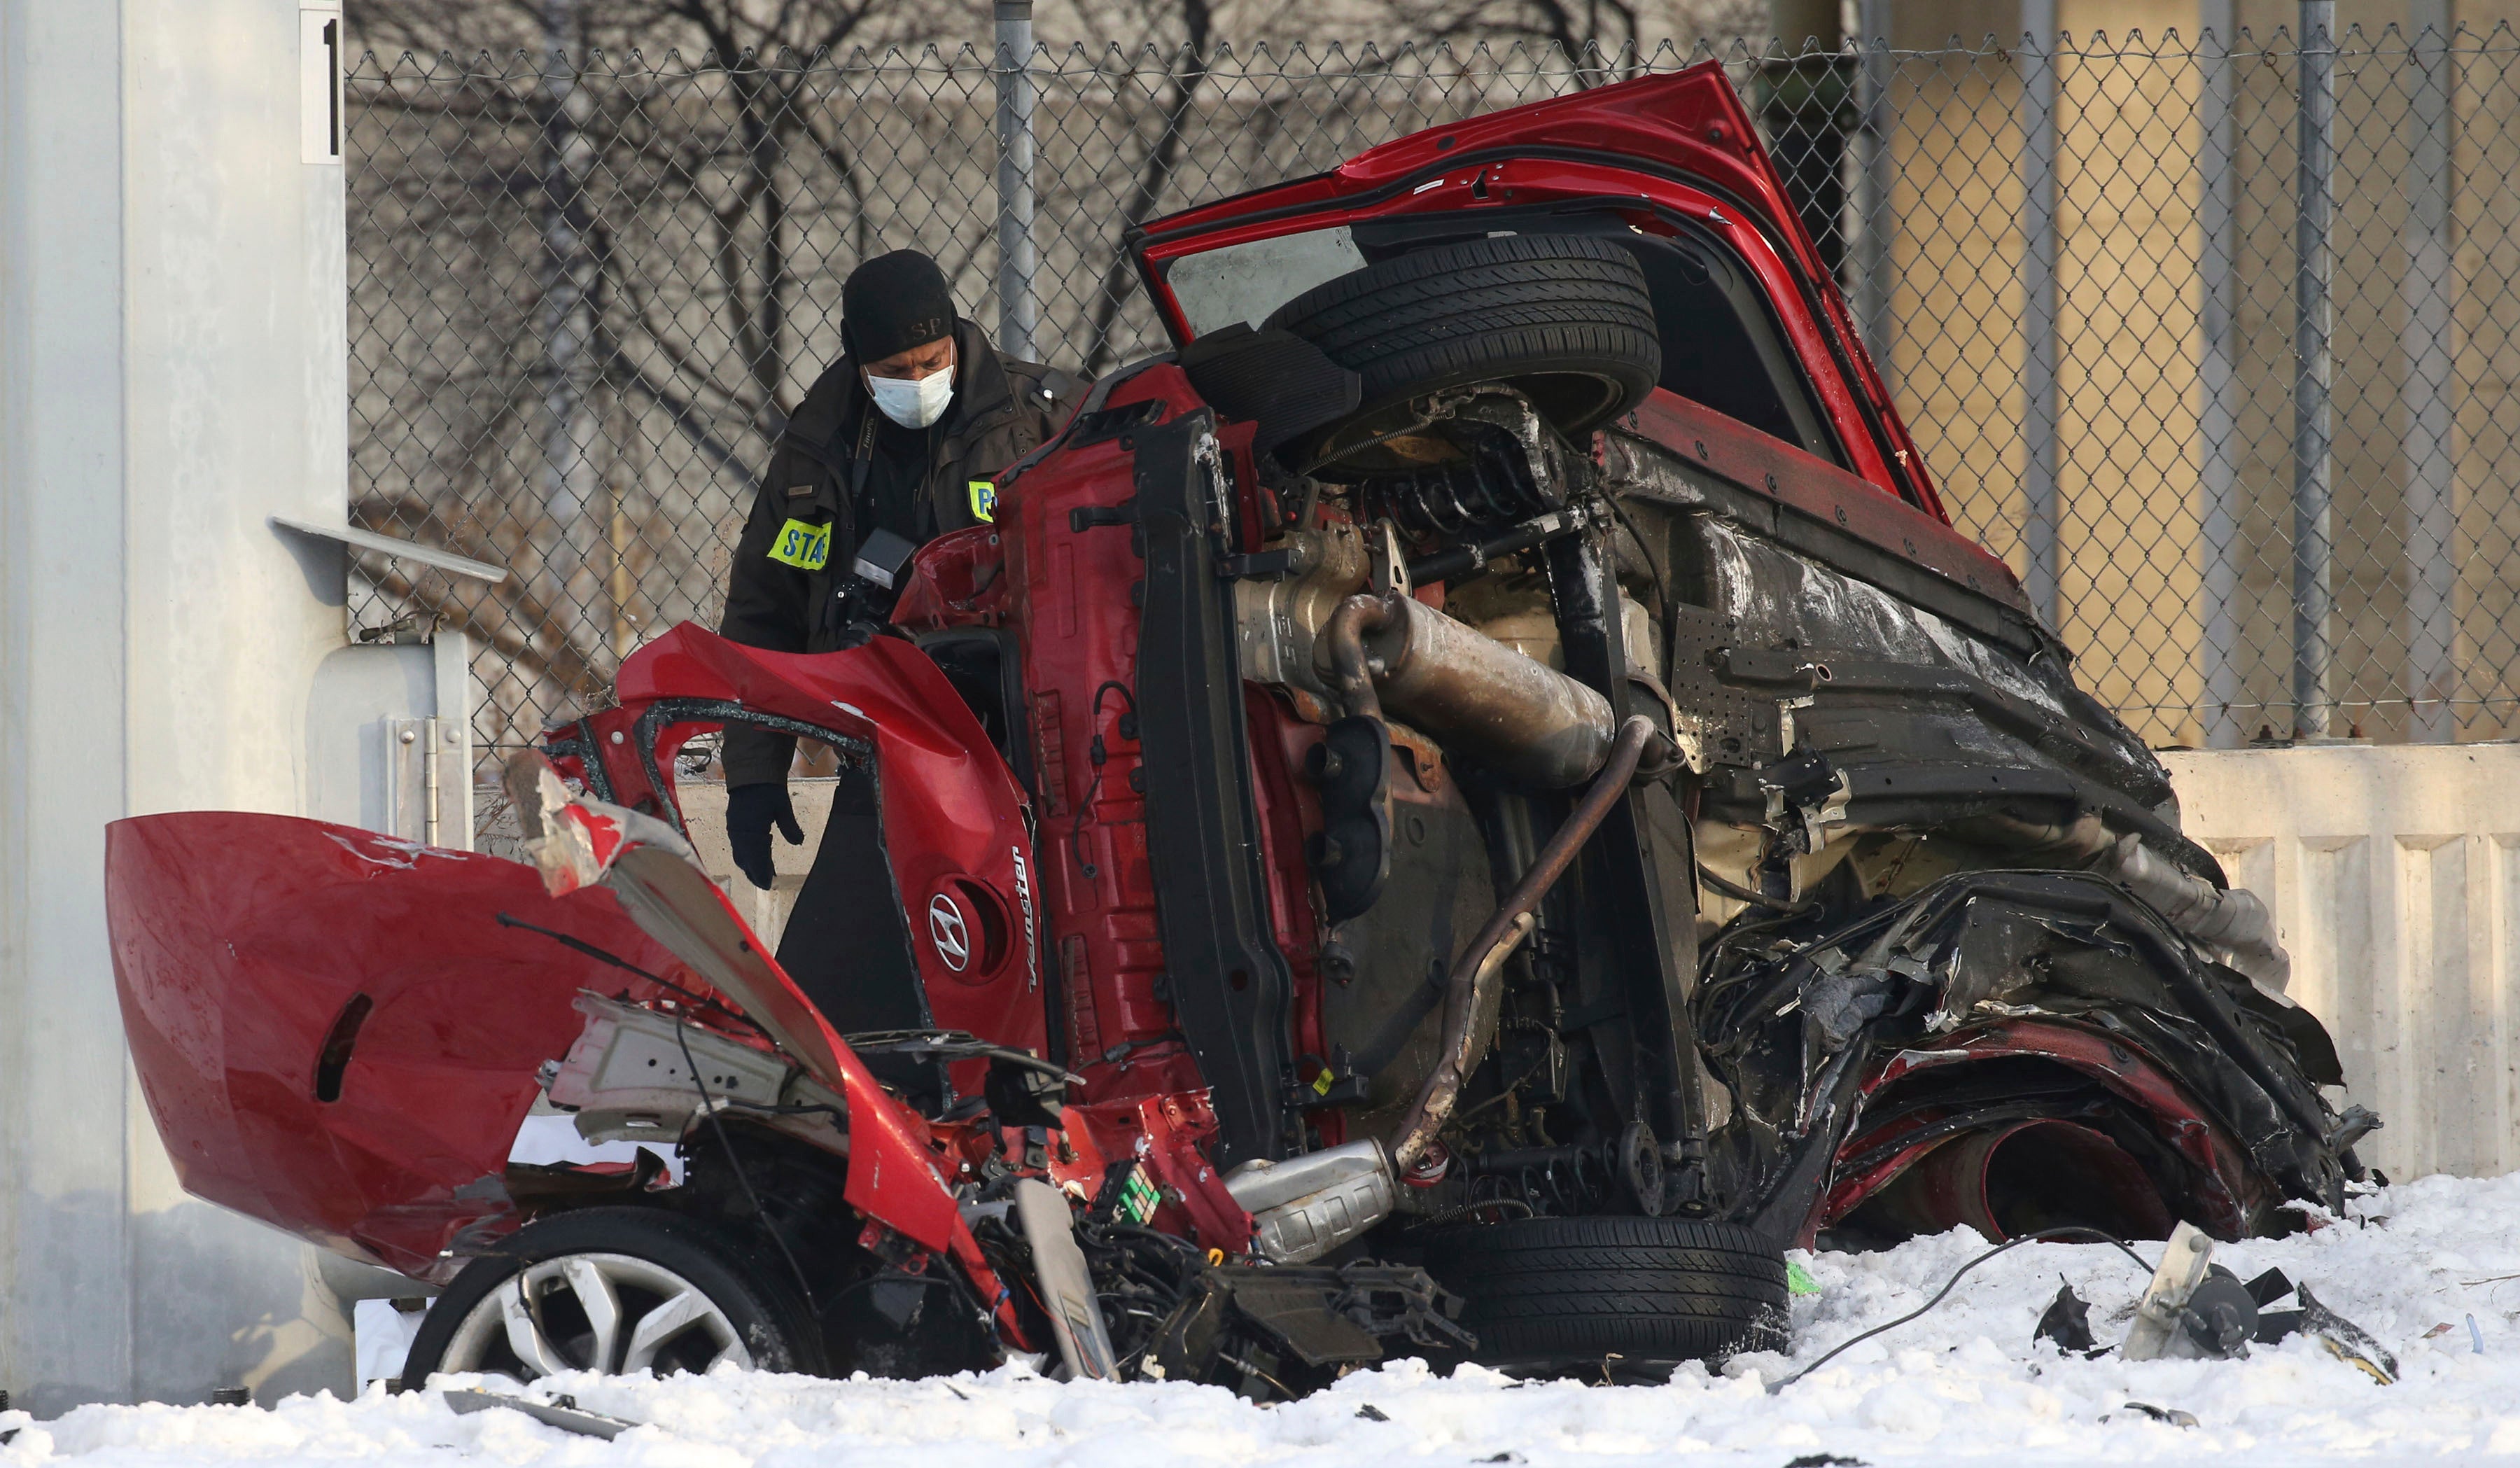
[1,0,360,1415]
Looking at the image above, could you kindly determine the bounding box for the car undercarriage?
[104,61,2372,1399]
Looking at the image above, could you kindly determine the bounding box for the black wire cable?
[1768,1225,2155,1394]
[496,911,771,1041]
[1068,680,1140,882]
[1697,863,1813,914]
[1093,680,1140,725]
[671,1019,821,1315]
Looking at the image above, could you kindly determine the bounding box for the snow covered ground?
[12,1170,2520,1467]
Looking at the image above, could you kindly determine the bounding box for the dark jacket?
[719,318,1079,788]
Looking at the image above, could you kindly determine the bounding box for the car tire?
[1261,233,1662,451]
[398,1206,822,1385]
[1421,1215,1787,1376]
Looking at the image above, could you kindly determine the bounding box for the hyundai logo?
[927,892,970,972]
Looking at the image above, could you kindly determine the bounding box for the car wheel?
[1261,232,1661,456]
[399,1206,820,1385]
[1421,1215,1787,1378]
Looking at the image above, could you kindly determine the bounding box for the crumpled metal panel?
[105,814,685,1281]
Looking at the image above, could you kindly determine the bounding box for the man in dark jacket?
[718,249,1077,891]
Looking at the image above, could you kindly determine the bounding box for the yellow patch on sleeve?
[766,517,831,571]
[968,479,1000,524]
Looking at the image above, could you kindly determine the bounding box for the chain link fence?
[346,25,2520,764]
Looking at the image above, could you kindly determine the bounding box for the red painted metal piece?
[591,625,1049,1080]
[892,524,1013,631]
[1129,62,1942,517]
[106,815,691,1281]
[996,366,1217,1108]
[1063,1093,1252,1254]
[1619,389,2023,611]
[1814,1017,2261,1245]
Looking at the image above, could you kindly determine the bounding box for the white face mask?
[865,363,954,429]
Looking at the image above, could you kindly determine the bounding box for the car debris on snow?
[4,1174,2519,1465]
[440,1389,640,1440]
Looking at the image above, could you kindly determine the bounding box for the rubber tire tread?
[1422,1216,1787,1373]
[397,1205,822,1387]
[1261,234,1661,433]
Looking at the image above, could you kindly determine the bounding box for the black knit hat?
[842,250,958,363]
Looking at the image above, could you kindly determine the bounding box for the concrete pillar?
[2197,0,2245,747]
[2,0,355,1411]
[2017,0,2062,627]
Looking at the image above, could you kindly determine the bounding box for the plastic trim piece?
[270,515,509,584]
[1130,410,1296,1167]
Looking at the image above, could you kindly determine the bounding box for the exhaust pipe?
[1386,715,1660,1175]
[1222,1139,1396,1263]
[1324,592,1616,788]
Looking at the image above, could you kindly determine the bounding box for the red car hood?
[106,816,690,1279]
[109,805,975,1281]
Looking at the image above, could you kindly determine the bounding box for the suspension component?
[1362,420,1556,538]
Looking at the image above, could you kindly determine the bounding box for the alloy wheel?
[433,1250,754,1380]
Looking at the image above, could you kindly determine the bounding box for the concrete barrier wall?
[2164,743,2520,1182]
[4,0,362,1413]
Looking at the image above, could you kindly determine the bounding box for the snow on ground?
[13,1170,2520,1467]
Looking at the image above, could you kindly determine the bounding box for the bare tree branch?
[1082,7,1213,376]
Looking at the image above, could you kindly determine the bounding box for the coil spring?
[1364,425,1550,540]
[1461,1149,1611,1219]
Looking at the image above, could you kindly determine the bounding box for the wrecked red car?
[106,62,2372,1394]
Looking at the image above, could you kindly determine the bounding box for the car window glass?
[1163,226,1366,337]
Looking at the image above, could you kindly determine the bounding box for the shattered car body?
[106,62,2372,1394]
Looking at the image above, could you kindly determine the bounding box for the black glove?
[726,782,802,890]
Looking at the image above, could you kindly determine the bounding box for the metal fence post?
[993,0,1040,362]
[538,0,601,643]
[2197,0,2244,747]
[2292,1,2337,738]
[2018,2,2062,627]
[2402,6,2459,743]
[1852,4,1897,382]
